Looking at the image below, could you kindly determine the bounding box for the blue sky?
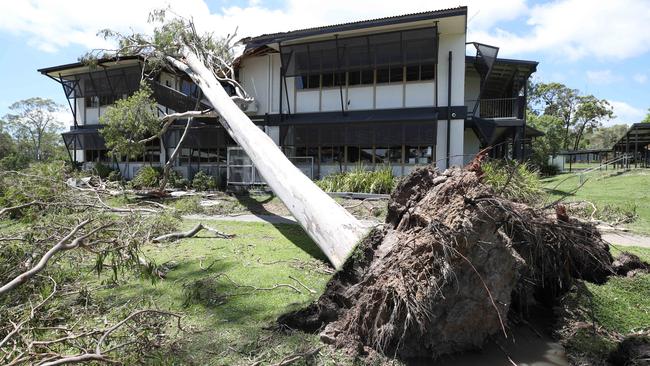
[0,0,648,125]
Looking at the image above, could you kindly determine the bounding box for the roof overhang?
[240,7,467,52]
[38,55,143,79]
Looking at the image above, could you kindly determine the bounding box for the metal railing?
[577,154,631,185]
[467,97,523,119]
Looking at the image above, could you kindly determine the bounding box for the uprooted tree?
[94,10,368,269]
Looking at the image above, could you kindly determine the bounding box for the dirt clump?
[612,252,649,277]
[609,333,650,366]
[280,165,613,360]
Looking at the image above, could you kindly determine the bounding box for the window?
[405,64,435,82]
[85,96,99,108]
[376,68,390,84]
[421,64,435,80]
[360,147,373,163]
[375,146,402,164]
[389,67,404,83]
[320,146,343,163]
[406,146,433,164]
[347,146,360,163]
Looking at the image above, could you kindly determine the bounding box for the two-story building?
[39,6,539,183]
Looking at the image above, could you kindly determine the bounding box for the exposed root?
[280,166,613,360]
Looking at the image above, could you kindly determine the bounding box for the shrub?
[131,166,161,189]
[482,160,544,203]
[168,170,188,189]
[191,171,217,191]
[107,170,122,182]
[172,196,203,214]
[316,167,396,194]
[94,162,115,179]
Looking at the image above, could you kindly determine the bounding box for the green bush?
[107,170,122,182]
[168,170,188,189]
[482,160,544,203]
[191,171,217,191]
[172,196,203,214]
[93,162,115,179]
[131,166,161,189]
[316,166,396,194]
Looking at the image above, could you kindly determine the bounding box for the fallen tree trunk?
[169,50,369,269]
[152,223,234,242]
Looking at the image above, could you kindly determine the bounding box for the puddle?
[409,317,568,366]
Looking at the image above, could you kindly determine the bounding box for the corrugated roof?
[241,7,467,48]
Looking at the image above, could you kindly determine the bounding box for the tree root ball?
[279,166,614,360]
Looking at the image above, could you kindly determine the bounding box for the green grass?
[561,246,650,363]
[542,170,650,234]
[83,220,349,365]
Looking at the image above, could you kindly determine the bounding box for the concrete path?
[184,214,650,248]
[602,232,650,248]
[183,213,380,228]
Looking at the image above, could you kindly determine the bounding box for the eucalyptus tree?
[572,95,614,151]
[4,98,64,161]
[93,11,367,268]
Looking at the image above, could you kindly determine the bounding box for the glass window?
[390,67,403,83]
[321,73,334,88]
[308,74,320,89]
[388,146,402,163]
[320,146,343,163]
[348,71,361,86]
[347,146,360,163]
[360,147,373,163]
[406,65,420,81]
[376,68,390,84]
[180,148,192,165]
[374,148,388,164]
[421,64,435,80]
[361,70,374,84]
[85,96,99,108]
[333,72,346,87]
[406,146,433,164]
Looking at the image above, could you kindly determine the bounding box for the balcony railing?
[466,97,525,119]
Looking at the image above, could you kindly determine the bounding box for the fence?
[226,147,314,186]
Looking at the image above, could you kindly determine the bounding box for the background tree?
[572,95,614,150]
[530,82,581,149]
[583,124,628,149]
[4,98,65,161]
[527,113,565,167]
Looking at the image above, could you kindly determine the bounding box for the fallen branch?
[289,275,316,294]
[152,223,235,242]
[0,201,41,217]
[0,220,111,295]
[269,347,321,366]
[37,309,183,366]
[216,273,301,294]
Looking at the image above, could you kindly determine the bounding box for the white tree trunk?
[172,49,368,269]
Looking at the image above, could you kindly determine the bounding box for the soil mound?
[612,252,649,277]
[280,165,613,359]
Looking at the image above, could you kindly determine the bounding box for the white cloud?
[607,100,647,126]
[633,73,648,84]
[586,69,621,85]
[0,0,528,53]
[471,0,650,60]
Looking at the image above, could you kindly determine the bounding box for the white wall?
[436,30,466,169]
[464,69,481,115]
[463,129,481,165]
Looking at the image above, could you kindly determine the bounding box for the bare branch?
[152,223,234,242]
[0,220,112,295]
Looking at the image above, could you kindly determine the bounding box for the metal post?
[446,51,452,167]
[635,130,638,168]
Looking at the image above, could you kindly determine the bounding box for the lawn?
[559,245,650,363]
[542,169,650,234]
[80,219,351,365]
